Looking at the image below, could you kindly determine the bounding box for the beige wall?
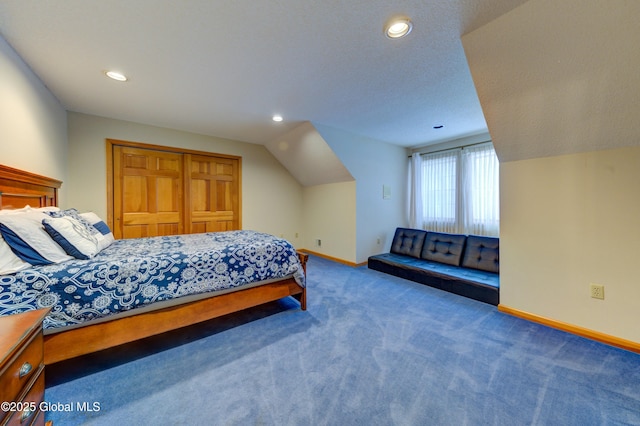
[67,112,304,245]
[501,147,640,342]
[0,36,68,197]
[463,0,640,343]
[302,181,357,262]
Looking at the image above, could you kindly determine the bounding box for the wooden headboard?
[0,164,61,209]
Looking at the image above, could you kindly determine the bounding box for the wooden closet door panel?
[186,154,239,233]
[113,146,183,239]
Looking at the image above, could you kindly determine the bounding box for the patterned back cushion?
[461,235,500,273]
[420,232,466,266]
[390,228,427,258]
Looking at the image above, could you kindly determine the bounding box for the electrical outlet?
[590,283,604,300]
[316,239,322,247]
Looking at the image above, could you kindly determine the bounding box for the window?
[409,142,499,236]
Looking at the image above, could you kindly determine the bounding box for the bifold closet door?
[185,154,240,233]
[112,145,184,239]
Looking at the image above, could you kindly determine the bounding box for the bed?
[0,164,308,365]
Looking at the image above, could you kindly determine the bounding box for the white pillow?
[42,216,101,259]
[0,206,32,215]
[79,212,115,250]
[0,211,72,265]
[0,235,31,275]
[32,206,61,213]
[0,205,60,215]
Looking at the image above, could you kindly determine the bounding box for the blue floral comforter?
[0,230,305,330]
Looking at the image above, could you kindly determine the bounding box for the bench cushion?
[368,252,499,305]
[461,235,500,273]
[421,232,466,266]
[390,228,426,258]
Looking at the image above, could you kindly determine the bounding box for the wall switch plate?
[590,283,605,300]
[383,185,391,199]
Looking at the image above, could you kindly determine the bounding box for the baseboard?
[298,249,366,267]
[498,304,640,354]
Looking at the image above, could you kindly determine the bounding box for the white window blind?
[409,142,499,236]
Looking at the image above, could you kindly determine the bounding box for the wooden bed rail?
[44,277,306,364]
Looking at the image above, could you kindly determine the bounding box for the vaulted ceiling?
[0,0,528,149]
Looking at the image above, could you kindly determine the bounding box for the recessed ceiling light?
[384,17,413,39]
[272,115,283,122]
[105,71,128,82]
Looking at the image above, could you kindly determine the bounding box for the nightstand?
[0,309,49,426]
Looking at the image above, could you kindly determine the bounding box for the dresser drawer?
[4,367,45,426]
[0,331,43,406]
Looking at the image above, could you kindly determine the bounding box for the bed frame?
[0,164,308,365]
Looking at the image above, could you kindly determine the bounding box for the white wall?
[314,124,408,264]
[501,147,640,342]
[0,36,68,198]
[302,181,356,262]
[66,112,304,244]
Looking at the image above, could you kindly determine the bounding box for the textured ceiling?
[0,0,528,148]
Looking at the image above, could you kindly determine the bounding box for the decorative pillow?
[46,208,99,236]
[0,235,31,275]
[42,216,101,260]
[0,211,73,265]
[79,212,115,250]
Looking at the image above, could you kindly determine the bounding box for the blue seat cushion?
[368,252,499,305]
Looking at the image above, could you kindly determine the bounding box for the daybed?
[368,227,499,305]
[0,165,308,365]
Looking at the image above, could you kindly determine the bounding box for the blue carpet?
[45,255,640,425]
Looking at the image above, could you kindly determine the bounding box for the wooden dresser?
[0,309,49,426]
